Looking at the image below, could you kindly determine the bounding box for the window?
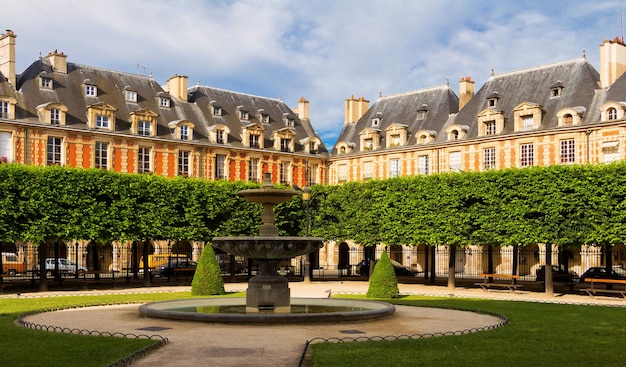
[363,161,373,180]
[488,98,497,107]
[280,161,290,184]
[138,147,151,173]
[94,142,109,169]
[560,139,575,164]
[307,164,318,186]
[390,134,401,147]
[96,115,110,129]
[261,114,270,123]
[180,125,190,140]
[339,146,346,154]
[551,87,562,97]
[483,147,496,170]
[250,134,260,148]
[285,118,294,127]
[178,151,190,176]
[372,118,380,127]
[449,151,461,172]
[280,138,291,152]
[40,77,53,90]
[364,138,373,150]
[215,154,226,179]
[138,120,151,136]
[211,105,222,116]
[239,110,250,120]
[248,158,259,182]
[0,101,8,118]
[522,115,534,131]
[520,143,534,167]
[338,164,348,182]
[216,129,225,144]
[85,85,97,96]
[484,121,496,136]
[418,155,429,175]
[309,141,317,154]
[563,114,573,126]
[389,159,400,178]
[125,90,137,103]
[47,137,63,165]
[159,97,170,108]
[602,142,620,163]
[0,131,12,162]
[608,107,618,120]
[50,108,61,125]
[451,130,459,140]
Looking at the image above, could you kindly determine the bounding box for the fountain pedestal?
[246,261,290,312]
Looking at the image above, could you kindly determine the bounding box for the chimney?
[165,74,189,102]
[45,49,67,74]
[599,37,626,89]
[0,30,16,85]
[459,76,475,110]
[344,95,370,124]
[295,96,310,120]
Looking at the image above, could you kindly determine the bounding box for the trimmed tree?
[366,250,399,298]
[191,244,225,296]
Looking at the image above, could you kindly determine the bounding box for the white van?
[36,258,87,276]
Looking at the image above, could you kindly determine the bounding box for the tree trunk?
[447,245,456,291]
[38,242,48,292]
[545,244,554,297]
[143,240,151,287]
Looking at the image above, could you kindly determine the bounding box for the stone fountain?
[139,172,395,323]
[211,172,324,312]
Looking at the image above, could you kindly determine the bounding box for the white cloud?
[5,0,625,148]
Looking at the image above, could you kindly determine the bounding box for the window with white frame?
[248,158,259,182]
[449,151,462,171]
[40,77,53,90]
[178,150,190,176]
[85,85,97,96]
[96,114,110,128]
[250,134,260,148]
[280,138,291,152]
[602,142,620,163]
[308,164,318,186]
[338,164,348,182]
[363,161,373,180]
[520,143,534,167]
[280,161,290,184]
[484,121,496,136]
[138,147,151,173]
[522,115,534,131]
[138,120,151,136]
[215,154,226,179]
[285,118,294,127]
[47,136,63,165]
[0,131,12,162]
[309,141,317,153]
[239,110,250,120]
[180,125,190,140]
[372,118,380,127]
[261,114,270,123]
[216,129,225,144]
[94,141,109,169]
[390,134,401,147]
[560,139,575,164]
[364,138,373,150]
[483,147,496,170]
[389,159,400,178]
[125,90,137,103]
[418,155,429,175]
[608,107,618,121]
[159,97,170,108]
[0,101,8,118]
[211,105,222,116]
[50,108,61,125]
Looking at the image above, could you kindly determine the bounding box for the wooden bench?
[581,278,626,299]
[475,273,523,293]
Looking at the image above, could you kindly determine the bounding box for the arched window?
[563,114,573,126]
[452,130,459,140]
[608,107,618,120]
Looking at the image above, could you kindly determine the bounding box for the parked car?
[358,259,417,277]
[535,265,578,283]
[1,252,26,276]
[579,266,626,282]
[158,260,197,277]
[36,258,87,276]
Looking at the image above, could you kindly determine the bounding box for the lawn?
[310,296,626,367]
[1,292,624,367]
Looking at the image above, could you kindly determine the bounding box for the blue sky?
[4,0,625,149]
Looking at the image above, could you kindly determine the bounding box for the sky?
[4,0,625,149]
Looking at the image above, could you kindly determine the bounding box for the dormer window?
[384,123,408,148]
[340,146,347,154]
[364,138,373,150]
[416,104,428,120]
[445,124,469,141]
[216,129,225,144]
[130,108,158,137]
[40,77,53,90]
[451,130,459,140]
[50,108,61,125]
[250,133,260,148]
[86,102,116,131]
[513,102,543,132]
[600,102,626,122]
[261,114,270,123]
[286,118,294,127]
[124,88,138,103]
[138,120,152,136]
[168,120,194,141]
[484,120,496,135]
[608,107,617,120]
[238,108,250,121]
[550,81,563,97]
[280,138,291,152]
[159,97,170,108]
[180,125,190,140]
[96,114,110,128]
[416,130,436,144]
[372,118,380,127]
[487,92,500,107]
[309,141,317,154]
[85,84,97,97]
[212,105,223,116]
[36,102,67,126]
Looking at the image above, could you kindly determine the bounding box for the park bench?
[580,278,626,299]
[475,273,523,293]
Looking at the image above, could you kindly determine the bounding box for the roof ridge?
[489,57,588,79]
[192,85,285,103]
[70,62,154,80]
[378,84,451,101]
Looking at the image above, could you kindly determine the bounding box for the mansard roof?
[333,85,459,153]
[455,58,601,137]
[188,85,328,153]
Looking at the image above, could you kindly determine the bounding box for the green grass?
[0,292,238,367]
[310,296,626,367]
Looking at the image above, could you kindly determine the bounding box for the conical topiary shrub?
[366,250,399,298]
[191,244,226,296]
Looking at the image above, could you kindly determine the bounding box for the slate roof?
[332,85,459,153]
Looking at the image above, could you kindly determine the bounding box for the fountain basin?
[212,236,324,259]
[139,298,396,324]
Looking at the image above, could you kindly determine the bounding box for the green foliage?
[191,244,225,295]
[366,250,399,298]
